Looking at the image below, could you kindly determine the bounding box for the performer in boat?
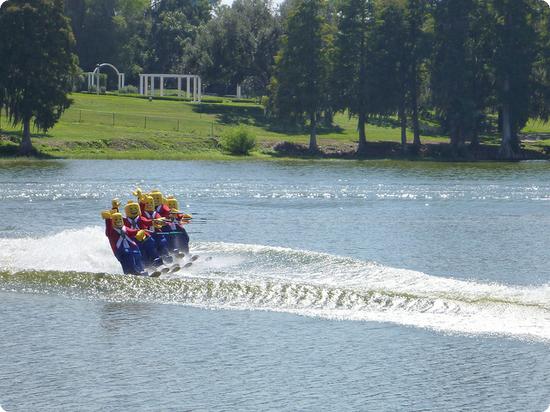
[123,200,163,268]
[101,210,148,276]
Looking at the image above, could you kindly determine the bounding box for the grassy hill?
[1,92,549,160]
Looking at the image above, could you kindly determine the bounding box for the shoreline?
[1,134,548,163]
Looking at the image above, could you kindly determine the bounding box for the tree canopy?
[269,0,332,152]
[0,0,79,155]
[6,0,550,159]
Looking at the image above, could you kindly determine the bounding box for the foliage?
[220,126,257,155]
[270,0,332,152]
[119,85,139,94]
[183,0,281,97]
[331,0,372,153]
[148,0,214,73]
[0,0,79,155]
[430,0,490,148]
[64,0,151,83]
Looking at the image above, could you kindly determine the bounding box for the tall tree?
[183,0,281,96]
[529,0,550,125]
[431,0,483,150]
[0,0,79,155]
[367,0,409,150]
[491,0,538,159]
[148,0,214,73]
[270,0,331,152]
[404,0,430,148]
[331,0,372,154]
[64,0,151,82]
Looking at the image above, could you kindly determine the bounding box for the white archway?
[87,63,125,94]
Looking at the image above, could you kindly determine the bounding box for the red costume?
[124,215,152,231]
[141,210,164,232]
[155,204,171,218]
[104,219,140,254]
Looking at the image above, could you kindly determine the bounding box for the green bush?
[119,85,138,94]
[88,86,106,94]
[220,126,256,155]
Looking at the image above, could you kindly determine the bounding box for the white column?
[121,74,125,89]
[160,75,164,97]
[151,76,155,96]
[177,77,181,97]
[186,77,190,99]
[139,75,142,95]
[237,84,241,98]
[198,77,202,102]
[96,71,100,95]
[193,76,199,102]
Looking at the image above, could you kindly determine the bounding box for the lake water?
[0,159,549,411]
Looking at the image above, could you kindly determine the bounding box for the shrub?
[220,126,256,155]
[88,86,106,94]
[119,85,138,94]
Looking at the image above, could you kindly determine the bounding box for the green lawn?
[1,92,549,159]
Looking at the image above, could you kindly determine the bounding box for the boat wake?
[1,227,549,342]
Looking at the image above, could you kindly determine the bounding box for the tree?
[0,0,79,155]
[183,0,281,96]
[331,0,372,154]
[431,0,485,150]
[270,0,331,152]
[148,0,214,73]
[404,0,431,148]
[367,0,409,150]
[491,0,538,159]
[529,0,550,125]
[65,0,151,83]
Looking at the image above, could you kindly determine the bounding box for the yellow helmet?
[150,190,164,208]
[124,201,141,219]
[111,212,124,228]
[144,195,155,213]
[165,196,179,210]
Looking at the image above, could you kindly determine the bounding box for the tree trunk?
[323,109,333,127]
[470,121,479,149]
[411,67,421,147]
[498,102,520,160]
[309,111,318,153]
[498,78,521,160]
[412,98,421,147]
[357,112,367,155]
[450,126,459,152]
[399,104,407,152]
[19,117,34,156]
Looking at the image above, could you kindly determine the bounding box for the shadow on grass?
[193,103,345,136]
[0,132,58,160]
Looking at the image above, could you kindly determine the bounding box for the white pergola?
[87,63,125,94]
[139,74,202,102]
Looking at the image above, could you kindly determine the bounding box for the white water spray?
[1,227,549,342]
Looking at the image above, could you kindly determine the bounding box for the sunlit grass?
[1,92,550,160]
